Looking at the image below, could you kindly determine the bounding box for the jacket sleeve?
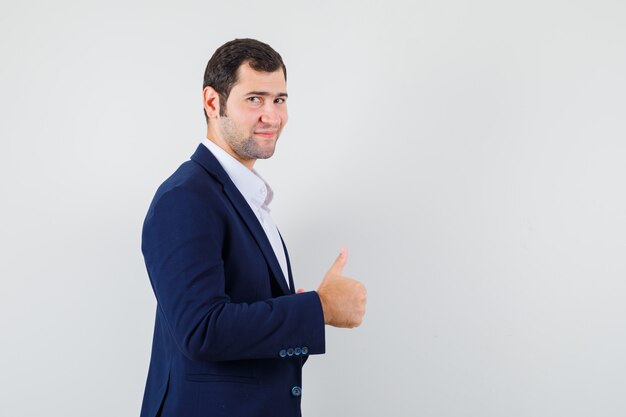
[141,185,326,362]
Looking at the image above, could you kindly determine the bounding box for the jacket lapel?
[280,232,295,294]
[190,144,291,296]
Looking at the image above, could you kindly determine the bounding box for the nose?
[260,112,278,126]
[260,104,281,126]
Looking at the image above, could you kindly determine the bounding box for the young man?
[140,38,366,417]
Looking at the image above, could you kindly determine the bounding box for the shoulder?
[146,159,224,219]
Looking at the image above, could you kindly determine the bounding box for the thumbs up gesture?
[315,247,367,328]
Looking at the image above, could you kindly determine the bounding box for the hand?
[311,247,367,328]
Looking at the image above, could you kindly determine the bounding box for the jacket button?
[291,386,302,397]
[279,349,287,358]
[294,347,302,355]
[287,348,294,356]
[301,346,309,355]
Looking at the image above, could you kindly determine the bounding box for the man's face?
[217,63,288,162]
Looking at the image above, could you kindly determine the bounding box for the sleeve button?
[279,349,287,358]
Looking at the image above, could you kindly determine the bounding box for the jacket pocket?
[185,373,258,384]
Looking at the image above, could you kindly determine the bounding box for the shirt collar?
[202,138,274,210]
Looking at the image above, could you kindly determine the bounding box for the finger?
[328,246,349,275]
[296,288,306,294]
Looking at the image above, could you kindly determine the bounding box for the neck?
[206,128,255,170]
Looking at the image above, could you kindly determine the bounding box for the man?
[140,38,366,417]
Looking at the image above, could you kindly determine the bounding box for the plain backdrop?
[1,0,625,416]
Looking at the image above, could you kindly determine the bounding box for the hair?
[203,38,287,123]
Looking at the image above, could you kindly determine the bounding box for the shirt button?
[287,348,295,356]
[301,346,309,355]
[291,386,302,397]
[279,349,287,358]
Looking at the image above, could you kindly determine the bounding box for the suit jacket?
[140,144,326,417]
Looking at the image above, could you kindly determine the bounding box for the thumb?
[327,246,349,276]
[296,288,306,294]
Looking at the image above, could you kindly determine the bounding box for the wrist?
[316,290,331,325]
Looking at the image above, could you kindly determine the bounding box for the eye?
[274,97,286,104]
[247,96,262,104]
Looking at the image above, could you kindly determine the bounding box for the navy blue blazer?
[140,144,326,417]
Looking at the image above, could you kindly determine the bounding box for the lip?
[254,131,277,138]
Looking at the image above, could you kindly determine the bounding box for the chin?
[257,149,276,159]
[255,141,277,159]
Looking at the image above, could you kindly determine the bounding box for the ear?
[203,86,221,120]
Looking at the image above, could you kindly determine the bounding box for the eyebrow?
[245,91,288,98]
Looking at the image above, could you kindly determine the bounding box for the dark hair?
[203,38,287,123]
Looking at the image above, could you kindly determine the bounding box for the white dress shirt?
[202,138,290,289]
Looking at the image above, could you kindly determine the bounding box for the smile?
[255,132,277,138]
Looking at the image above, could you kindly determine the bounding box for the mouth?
[254,131,278,139]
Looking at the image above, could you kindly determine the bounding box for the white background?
[1,0,625,416]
